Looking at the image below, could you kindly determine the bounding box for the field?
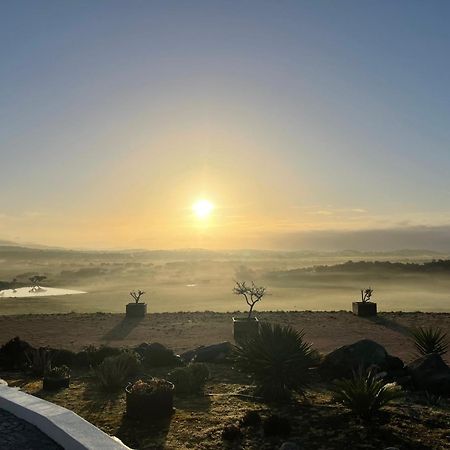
[1,246,450,315]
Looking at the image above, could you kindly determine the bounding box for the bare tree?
[233,281,266,319]
[29,275,47,292]
[360,287,373,303]
[130,290,146,304]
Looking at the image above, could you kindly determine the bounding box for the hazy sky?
[1,1,450,250]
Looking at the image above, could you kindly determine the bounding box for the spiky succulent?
[410,326,448,356]
[234,322,317,401]
[332,369,403,420]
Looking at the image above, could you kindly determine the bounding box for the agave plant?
[332,369,402,420]
[233,322,317,401]
[410,326,448,356]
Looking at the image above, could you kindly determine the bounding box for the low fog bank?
[0,245,449,314]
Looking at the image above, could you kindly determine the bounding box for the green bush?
[332,369,402,420]
[168,363,209,395]
[26,347,52,377]
[84,345,123,367]
[234,322,317,401]
[135,342,181,367]
[410,326,448,356]
[0,337,32,370]
[94,351,141,392]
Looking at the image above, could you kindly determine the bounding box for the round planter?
[126,302,147,318]
[43,376,70,391]
[352,301,377,317]
[126,382,174,419]
[232,316,260,344]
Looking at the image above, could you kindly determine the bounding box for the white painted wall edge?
[0,385,132,450]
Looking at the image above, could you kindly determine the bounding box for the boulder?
[181,342,233,363]
[320,339,403,379]
[406,353,450,396]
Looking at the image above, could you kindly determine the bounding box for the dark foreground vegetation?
[1,321,449,450]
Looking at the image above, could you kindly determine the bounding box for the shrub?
[167,363,209,395]
[84,345,123,367]
[0,337,32,370]
[410,326,448,356]
[127,378,173,395]
[94,351,141,392]
[49,348,77,367]
[135,342,181,368]
[332,369,403,420]
[240,410,262,428]
[263,414,291,436]
[26,347,52,377]
[221,424,242,441]
[46,365,71,380]
[234,323,317,400]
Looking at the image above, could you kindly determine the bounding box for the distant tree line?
[308,259,450,274]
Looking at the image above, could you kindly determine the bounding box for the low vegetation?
[234,323,318,400]
[410,326,448,356]
[332,369,403,420]
[94,351,141,392]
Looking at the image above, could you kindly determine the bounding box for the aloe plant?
[410,326,448,356]
[332,369,402,420]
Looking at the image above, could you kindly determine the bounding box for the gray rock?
[0,379,7,386]
[407,353,450,395]
[320,339,402,379]
[279,442,300,450]
[181,342,233,363]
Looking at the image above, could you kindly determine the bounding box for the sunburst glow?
[192,199,214,219]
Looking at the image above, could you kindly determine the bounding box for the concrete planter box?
[352,301,377,317]
[232,317,259,343]
[125,383,174,419]
[126,303,147,318]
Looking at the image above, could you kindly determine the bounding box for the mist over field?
[1,244,450,314]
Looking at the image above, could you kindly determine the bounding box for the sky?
[1,1,450,250]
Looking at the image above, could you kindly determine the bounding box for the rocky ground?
[0,311,449,363]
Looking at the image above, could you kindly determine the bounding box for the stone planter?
[232,317,259,343]
[126,302,147,318]
[126,382,174,419]
[352,301,377,317]
[43,377,70,391]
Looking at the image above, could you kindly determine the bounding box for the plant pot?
[126,382,174,419]
[126,302,147,318]
[352,301,377,317]
[43,377,70,391]
[232,317,260,344]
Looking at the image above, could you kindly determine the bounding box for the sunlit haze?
[1,1,450,251]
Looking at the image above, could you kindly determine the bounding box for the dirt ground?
[0,311,449,363]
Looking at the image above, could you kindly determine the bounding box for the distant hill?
[267,259,450,280]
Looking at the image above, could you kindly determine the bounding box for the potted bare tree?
[232,281,266,343]
[126,290,147,318]
[352,287,377,317]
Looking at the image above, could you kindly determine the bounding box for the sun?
[192,199,214,219]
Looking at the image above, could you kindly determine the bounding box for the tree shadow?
[363,315,411,337]
[102,317,143,342]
